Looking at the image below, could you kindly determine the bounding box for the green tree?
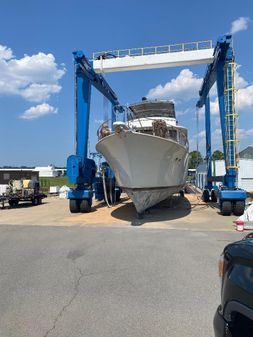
[188,151,203,169]
[212,150,224,161]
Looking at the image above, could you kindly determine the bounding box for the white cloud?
[236,68,248,88]
[191,130,206,150]
[206,67,252,117]
[230,17,250,34]
[191,128,223,152]
[210,98,219,116]
[21,83,61,102]
[147,67,249,111]
[177,107,194,116]
[237,85,253,111]
[195,130,206,139]
[195,128,221,140]
[198,97,220,117]
[0,45,13,60]
[209,83,253,116]
[213,128,222,139]
[147,69,202,102]
[239,128,253,139]
[20,103,58,120]
[0,44,65,102]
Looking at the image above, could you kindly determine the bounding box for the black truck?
[214,233,253,337]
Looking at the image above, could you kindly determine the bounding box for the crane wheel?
[80,199,91,213]
[233,201,245,216]
[211,190,217,202]
[202,189,210,202]
[221,201,232,216]
[115,190,121,202]
[69,199,80,213]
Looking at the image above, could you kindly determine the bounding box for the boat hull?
[124,186,183,213]
[96,131,189,213]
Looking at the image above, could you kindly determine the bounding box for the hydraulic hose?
[102,170,111,208]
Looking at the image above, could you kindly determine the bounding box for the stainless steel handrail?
[93,40,213,60]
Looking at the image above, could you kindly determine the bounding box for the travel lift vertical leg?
[67,51,122,213]
[202,96,217,202]
[217,57,246,215]
[67,61,96,213]
[197,35,246,215]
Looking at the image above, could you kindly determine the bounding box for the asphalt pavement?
[0,225,244,337]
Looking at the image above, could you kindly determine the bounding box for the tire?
[8,200,14,207]
[233,201,245,216]
[179,190,184,198]
[80,199,91,213]
[115,190,121,202]
[69,199,80,213]
[211,190,217,202]
[202,189,210,202]
[221,201,232,216]
[32,198,38,206]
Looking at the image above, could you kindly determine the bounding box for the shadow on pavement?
[1,201,48,210]
[111,195,192,225]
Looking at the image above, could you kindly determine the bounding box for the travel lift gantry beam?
[66,51,123,213]
[196,34,246,216]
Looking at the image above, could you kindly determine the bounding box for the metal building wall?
[238,160,253,191]
[196,159,253,192]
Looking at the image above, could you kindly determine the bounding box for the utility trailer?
[1,180,47,209]
[0,195,6,209]
[7,191,47,207]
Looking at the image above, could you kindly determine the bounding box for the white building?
[34,165,59,178]
[196,159,253,192]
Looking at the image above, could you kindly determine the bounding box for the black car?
[214,233,253,337]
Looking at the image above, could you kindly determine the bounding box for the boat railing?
[127,117,188,147]
[97,117,189,148]
[92,40,213,60]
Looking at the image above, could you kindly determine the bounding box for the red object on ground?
[234,219,245,232]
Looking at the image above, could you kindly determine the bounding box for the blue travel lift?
[66,51,122,213]
[196,34,246,216]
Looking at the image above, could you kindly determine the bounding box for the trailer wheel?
[32,198,38,206]
[80,199,91,213]
[233,201,245,216]
[202,189,210,202]
[221,201,232,216]
[211,190,217,202]
[8,200,14,207]
[69,199,80,213]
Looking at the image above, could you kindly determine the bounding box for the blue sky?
[0,0,252,166]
